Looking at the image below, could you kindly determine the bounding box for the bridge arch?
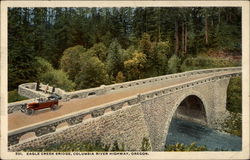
[161,90,209,149]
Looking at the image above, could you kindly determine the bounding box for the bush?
[34,57,54,79]
[141,138,151,151]
[227,77,242,113]
[165,142,207,151]
[168,54,181,74]
[40,70,76,91]
[180,55,240,72]
[222,112,242,137]
[116,71,125,83]
[23,140,125,152]
[8,90,28,103]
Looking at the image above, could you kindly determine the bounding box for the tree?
[34,57,54,79]
[139,33,152,57]
[87,43,108,62]
[8,8,37,90]
[75,56,109,89]
[124,51,147,80]
[40,70,75,91]
[153,41,171,75]
[60,45,86,81]
[106,39,123,79]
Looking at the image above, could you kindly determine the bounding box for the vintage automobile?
[21,95,61,115]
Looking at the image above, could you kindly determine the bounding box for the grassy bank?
[8,90,28,103]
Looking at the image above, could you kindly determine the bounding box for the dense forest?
[8,7,241,92]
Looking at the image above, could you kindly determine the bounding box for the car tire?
[51,104,58,111]
[21,104,26,113]
[26,108,34,115]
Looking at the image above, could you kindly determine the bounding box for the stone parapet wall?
[8,83,49,114]
[9,103,150,151]
[8,99,36,114]
[9,83,66,114]
[18,83,48,99]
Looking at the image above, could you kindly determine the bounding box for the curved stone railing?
[8,67,241,146]
[8,83,66,114]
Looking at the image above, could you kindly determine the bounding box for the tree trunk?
[175,20,179,55]
[182,22,185,54]
[205,14,208,45]
[185,24,188,54]
[218,9,221,24]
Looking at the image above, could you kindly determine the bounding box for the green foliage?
[8,7,241,91]
[8,90,28,103]
[153,41,172,75]
[139,33,152,56]
[116,71,125,83]
[124,51,147,80]
[165,142,207,151]
[106,39,123,78]
[34,57,54,79]
[88,43,108,62]
[168,54,181,74]
[222,112,242,137]
[75,56,109,89]
[180,55,240,72]
[214,23,241,51]
[111,141,120,151]
[23,140,125,152]
[60,45,86,81]
[141,138,151,151]
[40,70,75,91]
[227,77,242,113]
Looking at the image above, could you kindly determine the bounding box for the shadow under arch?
[161,90,209,150]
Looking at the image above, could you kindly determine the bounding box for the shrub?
[116,71,125,83]
[34,57,54,79]
[227,77,242,113]
[180,55,240,72]
[168,54,181,74]
[23,140,125,152]
[165,142,207,151]
[222,112,242,137]
[40,70,75,91]
[141,138,151,151]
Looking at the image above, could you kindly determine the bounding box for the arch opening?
[173,95,207,125]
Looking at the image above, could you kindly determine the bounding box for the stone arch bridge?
[7,67,241,151]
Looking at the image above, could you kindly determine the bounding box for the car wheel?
[21,104,26,113]
[51,104,58,111]
[26,108,34,115]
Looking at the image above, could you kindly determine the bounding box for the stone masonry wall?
[8,99,35,114]
[9,104,150,151]
[18,83,48,99]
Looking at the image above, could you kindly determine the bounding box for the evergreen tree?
[106,39,123,79]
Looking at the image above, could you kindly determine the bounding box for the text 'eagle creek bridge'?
[8,67,241,151]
